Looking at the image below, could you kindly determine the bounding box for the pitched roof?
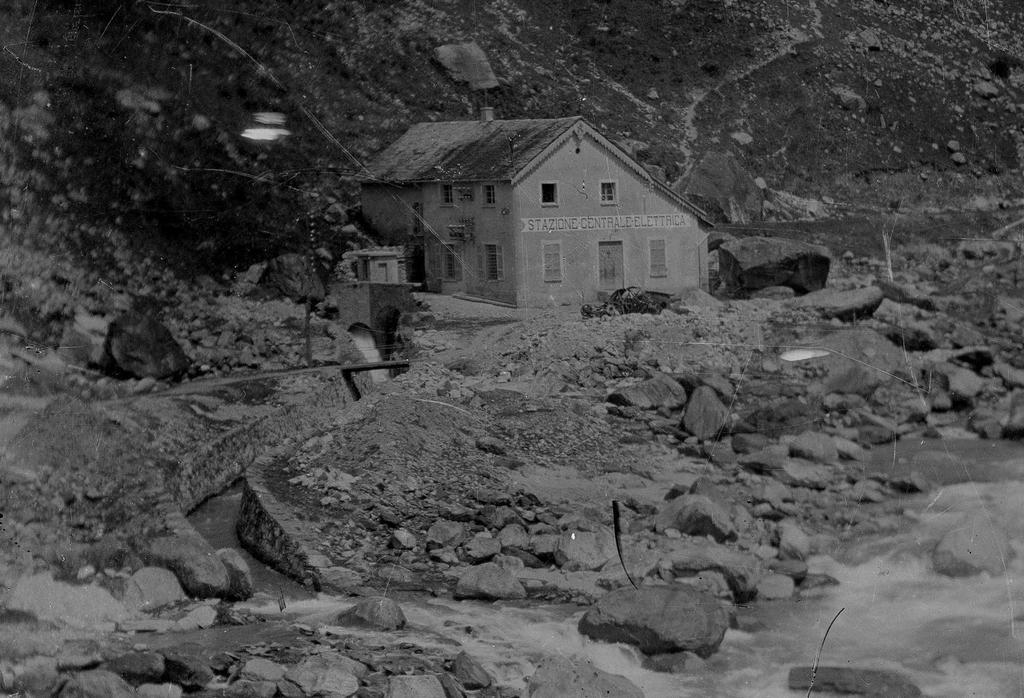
[360,117,581,183]
[360,116,713,226]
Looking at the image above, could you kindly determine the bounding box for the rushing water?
[348,325,390,382]
[189,439,1024,697]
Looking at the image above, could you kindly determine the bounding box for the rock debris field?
[3,234,1024,696]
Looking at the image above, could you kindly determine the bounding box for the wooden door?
[598,241,624,289]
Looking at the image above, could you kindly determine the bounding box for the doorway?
[598,241,624,289]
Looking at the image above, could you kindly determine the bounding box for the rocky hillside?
[2,0,1024,334]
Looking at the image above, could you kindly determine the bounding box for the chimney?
[479,106,495,122]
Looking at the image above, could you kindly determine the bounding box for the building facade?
[360,113,711,307]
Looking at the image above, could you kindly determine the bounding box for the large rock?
[148,535,231,599]
[787,286,884,321]
[607,372,687,410]
[57,670,137,698]
[433,42,499,90]
[578,586,729,656]
[682,385,730,440]
[552,528,616,571]
[452,651,492,690]
[738,450,830,490]
[788,431,839,464]
[7,571,129,628]
[426,520,466,548]
[259,253,328,304]
[788,666,922,697]
[385,675,446,698]
[655,495,736,542]
[1002,390,1024,439]
[103,652,166,684]
[718,237,830,294]
[664,538,764,602]
[804,328,909,396]
[160,650,213,691]
[102,311,190,380]
[58,311,109,368]
[122,566,186,612]
[336,596,406,630]
[215,548,254,601]
[681,151,763,224]
[284,655,361,696]
[454,562,526,600]
[932,516,1012,577]
[527,656,644,698]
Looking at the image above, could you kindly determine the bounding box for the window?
[484,244,504,281]
[542,242,562,282]
[442,245,461,280]
[412,202,423,234]
[600,180,617,204]
[484,184,496,205]
[540,182,558,205]
[442,183,454,205]
[649,238,668,278]
[456,186,474,202]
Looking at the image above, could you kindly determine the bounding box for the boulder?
[655,495,736,542]
[160,651,213,691]
[665,539,764,602]
[7,571,128,628]
[463,533,502,563]
[215,548,254,601]
[259,253,328,304]
[454,562,526,600]
[731,432,770,454]
[426,520,466,548]
[527,656,644,698]
[336,597,406,630]
[787,286,884,321]
[681,151,763,224]
[1002,391,1024,439]
[432,41,499,90]
[58,311,109,368]
[788,431,839,464]
[607,372,687,410]
[102,311,190,380]
[552,528,617,571]
[806,328,908,396]
[284,655,361,696]
[241,658,286,682]
[876,279,936,311]
[148,535,230,599]
[452,651,492,690]
[831,85,867,111]
[756,573,795,600]
[682,385,730,440]
[743,399,816,437]
[718,236,830,293]
[778,520,811,561]
[933,362,985,404]
[932,516,1012,577]
[122,566,186,612]
[386,674,446,698]
[578,586,729,656]
[103,652,166,684]
[788,666,922,697]
[57,670,137,698]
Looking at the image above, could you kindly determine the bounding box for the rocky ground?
[4,228,1024,696]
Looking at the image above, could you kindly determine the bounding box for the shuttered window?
[542,242,562,282]
[485,244,504,281]
[443,245,461,280]
[649,239,667,277]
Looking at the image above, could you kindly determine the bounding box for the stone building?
[359,110,712,307]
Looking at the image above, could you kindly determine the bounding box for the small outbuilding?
[359,110,712,307]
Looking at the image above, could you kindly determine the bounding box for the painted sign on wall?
[521,213,692,233]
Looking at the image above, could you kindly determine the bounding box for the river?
[186,437,1024,696]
